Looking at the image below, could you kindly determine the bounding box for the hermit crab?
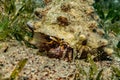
[27,0,113,61]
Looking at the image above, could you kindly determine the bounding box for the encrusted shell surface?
[28,0,113,58]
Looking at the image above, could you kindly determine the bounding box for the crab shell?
[27,0,113,59]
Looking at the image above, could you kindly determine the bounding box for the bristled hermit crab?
[27,0,113,61]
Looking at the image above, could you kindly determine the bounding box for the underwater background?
[0,0,120,80]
